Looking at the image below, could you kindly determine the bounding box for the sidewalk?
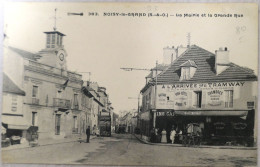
[133,134,257,150]
[2,134,96,151]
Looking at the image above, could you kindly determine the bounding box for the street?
[2,134,257,166]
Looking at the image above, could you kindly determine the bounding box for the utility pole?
[121,61,159,129]
[154,61,158,128]
[120,67,151,71]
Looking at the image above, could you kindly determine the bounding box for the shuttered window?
[224,90,233,108]
[32,86,38,98]
[32,112,37,126]
[194,91,202,108]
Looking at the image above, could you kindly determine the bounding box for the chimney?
[215,47,230,75]
[163,46,177,65]
[177,45,188,57]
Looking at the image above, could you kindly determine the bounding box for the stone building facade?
[3,30,85,140]
[140,45,257,145]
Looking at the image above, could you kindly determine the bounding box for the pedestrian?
[170,128,176,144]
[150,128,155,143]
[86,126,90,143]
[161,129,167,143]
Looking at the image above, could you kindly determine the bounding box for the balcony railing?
[53,98,70,109]
[25,60,82,81]
[32,98,39,105]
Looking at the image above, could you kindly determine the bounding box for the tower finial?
[53,8,57,31]
[187,32,191,46]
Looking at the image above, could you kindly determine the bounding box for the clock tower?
[38,31,68,70]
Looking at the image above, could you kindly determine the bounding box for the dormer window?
[182,67,190,80]
[180,60,197,80]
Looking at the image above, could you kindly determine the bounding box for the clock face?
[59,53,64,61]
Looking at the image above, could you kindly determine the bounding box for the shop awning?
[175,110,248,117]
[2,115,31,130]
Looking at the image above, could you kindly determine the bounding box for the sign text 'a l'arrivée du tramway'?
[161,81,245,90]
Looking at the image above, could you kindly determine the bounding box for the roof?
[9,46,42,61]
[3,73,25,96]
[44,31,66,36]
[141,45,257,92]
[146,64,169,78]
[81,86,104,107]
[180,60,197,68]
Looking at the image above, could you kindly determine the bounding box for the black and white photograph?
[1,2,258,167]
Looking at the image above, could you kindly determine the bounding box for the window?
[57,35,60,45]
[55,114,61,135]
[182,67,190,80]
[11,95,17,112]
[32,86,38,98]
[32,112,37,126]
[73,116,78,133]
[146,94,149,109]
[194,91,202,108]
[60,36,63,46]
[51,34,56,48]
[225,90,233,108]
[46,34,51,48]
[74,94,79,109]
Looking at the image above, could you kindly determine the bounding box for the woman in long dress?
[170,128,176,144]
[161,129,167,143]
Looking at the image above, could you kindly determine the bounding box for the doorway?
[55,114,61,135]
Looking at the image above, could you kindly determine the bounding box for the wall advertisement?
[156,81,246,109]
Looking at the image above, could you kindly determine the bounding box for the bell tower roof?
[44,31,66,36]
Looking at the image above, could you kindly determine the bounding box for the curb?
[2,136,97,151]
[133,134,257,150]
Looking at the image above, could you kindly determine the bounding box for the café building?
[140,45,257,146]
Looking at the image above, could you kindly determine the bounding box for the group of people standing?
[150,126,182,144]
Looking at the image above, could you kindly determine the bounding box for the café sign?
[156,110,175,117]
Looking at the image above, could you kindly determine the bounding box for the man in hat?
[86,126,90,143]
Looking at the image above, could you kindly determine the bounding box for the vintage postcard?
[1,2,258,166]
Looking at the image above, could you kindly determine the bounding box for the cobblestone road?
[2,134,257,166]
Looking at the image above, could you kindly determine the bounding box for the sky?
[3,2,258,114]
